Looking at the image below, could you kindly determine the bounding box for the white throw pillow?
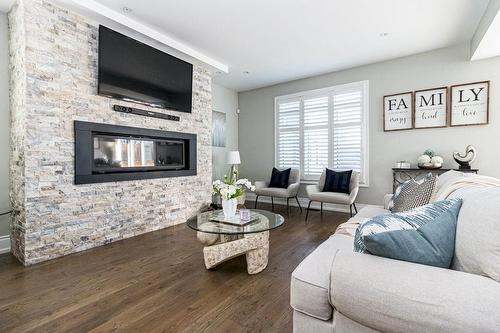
[449,186,500,282]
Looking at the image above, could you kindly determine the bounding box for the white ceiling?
[2,0,492,91]
[93,0,489,92]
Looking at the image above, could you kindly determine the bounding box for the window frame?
[274,80,369,187]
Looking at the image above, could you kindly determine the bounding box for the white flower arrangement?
[417,155,431,164]
[431,156,444,164]
[417,149,444,168]
[212,177,255,200]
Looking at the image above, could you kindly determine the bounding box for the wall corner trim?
[0,235,10,254]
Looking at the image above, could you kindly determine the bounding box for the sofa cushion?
[291,234,353,320]
[308,191,350,205]
[449,186,500,281]
[330,251,500,333]
[355,199,463,268]
[254,187,288,197]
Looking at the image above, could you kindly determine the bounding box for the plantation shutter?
[303,95,329,179]
[275,81,368,185]
[276,99,301,169]
[332,89,363,173]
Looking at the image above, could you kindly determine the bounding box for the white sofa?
[290,172,500,333]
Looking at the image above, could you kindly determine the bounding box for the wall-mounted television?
[98,25,193,113]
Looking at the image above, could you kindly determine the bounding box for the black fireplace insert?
[74,121,196,184]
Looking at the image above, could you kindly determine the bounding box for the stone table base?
[196,231,269,274]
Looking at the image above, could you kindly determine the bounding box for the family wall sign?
[383,81,489,132]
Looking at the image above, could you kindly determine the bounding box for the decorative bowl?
[418,163,442,170]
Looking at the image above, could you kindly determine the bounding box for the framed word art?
[414,87,448,129]
[383,92,413,131]
[450,81,489,127]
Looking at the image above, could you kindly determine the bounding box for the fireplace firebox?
[74,121,196,184]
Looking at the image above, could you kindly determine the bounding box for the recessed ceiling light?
[243,71,250,75]
[379,32,389,37]
[122,7,133,14]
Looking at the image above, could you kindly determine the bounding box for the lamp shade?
[226,151,241,165]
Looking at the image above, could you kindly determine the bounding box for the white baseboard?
[0,235,10,254]
[245,192,374,214]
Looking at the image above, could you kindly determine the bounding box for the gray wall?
[0,12,9,237]
[238,43,500,205]
[212,83,239,181]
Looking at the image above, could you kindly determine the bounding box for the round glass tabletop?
[186,209,285,235]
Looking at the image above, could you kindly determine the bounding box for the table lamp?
[226,151,241,183]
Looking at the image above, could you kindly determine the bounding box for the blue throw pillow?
[354,199,463,268]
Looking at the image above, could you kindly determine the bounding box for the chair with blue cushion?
[305,169,359,220]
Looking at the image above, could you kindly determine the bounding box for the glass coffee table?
[187,209,284,274]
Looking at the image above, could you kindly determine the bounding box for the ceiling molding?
[471,0,500,61]
[55,0,228,73]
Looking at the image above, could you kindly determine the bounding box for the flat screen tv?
[98,25,193,113]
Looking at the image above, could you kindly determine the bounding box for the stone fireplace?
[9,0,212,265]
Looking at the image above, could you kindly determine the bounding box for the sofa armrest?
[348,186,359,205]
[286,182,300,197]
[383,193,393,209]
[306,184,321,197]
[254,181,269,190]
[330,251,500,333]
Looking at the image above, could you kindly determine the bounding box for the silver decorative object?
[453,145,476,170]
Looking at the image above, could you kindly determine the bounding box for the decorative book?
[210,211,259,226]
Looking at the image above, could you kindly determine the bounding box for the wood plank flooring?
[0,203,348,333]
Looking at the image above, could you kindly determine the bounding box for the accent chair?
[254,168,302,214]
[305,170,359,219]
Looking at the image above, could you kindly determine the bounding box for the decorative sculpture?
[453,145,476,170]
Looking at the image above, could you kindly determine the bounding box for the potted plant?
[213,171,255,218]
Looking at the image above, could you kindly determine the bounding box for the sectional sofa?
[290,171,500,332]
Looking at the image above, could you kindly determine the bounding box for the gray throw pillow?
[390,173,436,212]
[354,199,463,268]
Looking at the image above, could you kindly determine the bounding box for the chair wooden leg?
[320,202,323,216]
[254,195,259,209]
[305,201,312,221]
[287,197,290,215]
[353,203,358,214]
[295,196,302,212]
[271,197,274,211]
[350,204,353,217]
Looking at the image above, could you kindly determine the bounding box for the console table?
[392,168,478,192]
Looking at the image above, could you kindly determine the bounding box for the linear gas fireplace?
[74,121,196,184]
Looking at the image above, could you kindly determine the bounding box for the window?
[275,81,369,185]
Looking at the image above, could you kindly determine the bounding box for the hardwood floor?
[0,203,348,333]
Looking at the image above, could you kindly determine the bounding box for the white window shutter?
[276,99,300,169]
[303,96,329,179]
[332,90,363,173]
[275,81,368,185]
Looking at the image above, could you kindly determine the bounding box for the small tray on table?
[209,211,259,226]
